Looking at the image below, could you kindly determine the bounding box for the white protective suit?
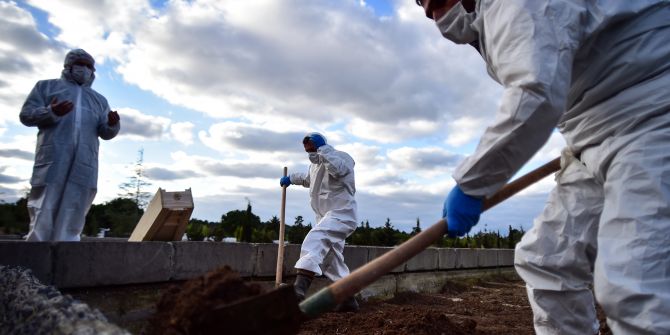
[20,49,120,241]
[289,144,358,281]
[436,1,670,334]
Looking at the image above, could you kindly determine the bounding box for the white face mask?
[308,152,320,164]
[436,2,477,44]
[71,65,93,85]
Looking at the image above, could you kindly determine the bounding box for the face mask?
[436,2,477,44]
[308,152,320,164]
[71,65,93,85]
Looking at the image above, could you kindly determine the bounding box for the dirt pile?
[148,266,265,335]
[137,269,611,335]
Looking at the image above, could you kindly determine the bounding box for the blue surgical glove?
[309,133,326,149]
[280,176,291,187]
[442,185,483,237]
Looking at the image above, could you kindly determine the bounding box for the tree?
[266,215,280,237]
[411,217,422,236]
[186,218,215,241]
[507,225,525,248]
[372,218,401,246]
[0,197,29,235]
[85,198,142,237]
[347,220,375,246]
[287,215,311,244]
[220,202,262,243]
[118,148,153,210]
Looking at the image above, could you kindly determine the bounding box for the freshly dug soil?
[298,276,529,335]
[147,266,265,335]
[110,268,612,335]
[298,275,613,335]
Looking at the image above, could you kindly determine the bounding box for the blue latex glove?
[442,185,483,237]
[280,176,291,187]
[309,133,326,149]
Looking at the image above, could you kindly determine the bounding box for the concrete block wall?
[0,241,515,289]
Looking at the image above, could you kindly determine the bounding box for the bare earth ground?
[299,275,612,335]
[299,275,534,335]
[66,269,612,334]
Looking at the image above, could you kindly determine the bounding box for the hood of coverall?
[61,49,96,87]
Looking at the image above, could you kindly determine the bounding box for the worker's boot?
[293,270,314,302]
[334,296,359,313]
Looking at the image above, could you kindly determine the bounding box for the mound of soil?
[134,269,612,335]
[148,266,265,335]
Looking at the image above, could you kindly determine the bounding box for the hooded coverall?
[435,1,670,333]
[288,144,358,281]
[20,49,120,241]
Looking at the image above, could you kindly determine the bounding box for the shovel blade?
[196,284,303,335]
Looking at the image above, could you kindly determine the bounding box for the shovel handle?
[482,157,561,211]
[275,167,288,287]
[300,157,561,316]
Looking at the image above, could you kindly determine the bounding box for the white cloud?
[26,0,152,63]
[0,2,63,127]
[446,116,486,147]
[198,122,306,155]
[0,135,38,188]
[387,146,462,173]
[23,0,500,133]
[348,118,442,144]
[0,1,556,231]
[336,142,384,170]
[117,107,171,140]
[170,121,195,145]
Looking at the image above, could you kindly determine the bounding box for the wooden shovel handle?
[482,157,561,211]
[327,157,561,305]
[275,167,288,287]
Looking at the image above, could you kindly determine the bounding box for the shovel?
[275,167,288,287]
[204,157,561,334]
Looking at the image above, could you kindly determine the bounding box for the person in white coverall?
[279,132,359,312]
[20,49,120,241]
[418,0,670,333]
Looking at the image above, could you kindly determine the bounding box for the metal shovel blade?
[196,284,303,335]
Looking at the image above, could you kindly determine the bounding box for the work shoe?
[293,274,313,302]
[334,296,359,313]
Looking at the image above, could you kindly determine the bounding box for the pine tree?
[411,217,422,236]
[118,148,152,210]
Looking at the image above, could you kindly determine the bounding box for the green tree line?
[0,197,525,248]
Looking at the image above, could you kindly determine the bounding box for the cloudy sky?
[0,0,565,234]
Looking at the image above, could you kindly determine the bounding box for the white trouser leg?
[321,238,349,282]
[295,216,355,279]
[515,154,601,335]
[587,129,670,334]
[51,182,96,241]
[25,184,62,241]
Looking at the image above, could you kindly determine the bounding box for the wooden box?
[128,188,194,241]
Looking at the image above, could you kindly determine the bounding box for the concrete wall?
[0,241,515,289]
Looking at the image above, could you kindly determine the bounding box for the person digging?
[279,132,359,312]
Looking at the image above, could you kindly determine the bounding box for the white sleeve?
[289,171,310,188]
[318,145,353,179]
[453,0,584,197]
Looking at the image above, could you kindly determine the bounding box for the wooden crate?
[128,188,194,242]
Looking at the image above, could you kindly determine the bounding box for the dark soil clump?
[148,266,264,335]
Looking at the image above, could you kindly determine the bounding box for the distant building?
[96,228,110,238]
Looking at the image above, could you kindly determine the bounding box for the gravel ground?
[0,265,129,335]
